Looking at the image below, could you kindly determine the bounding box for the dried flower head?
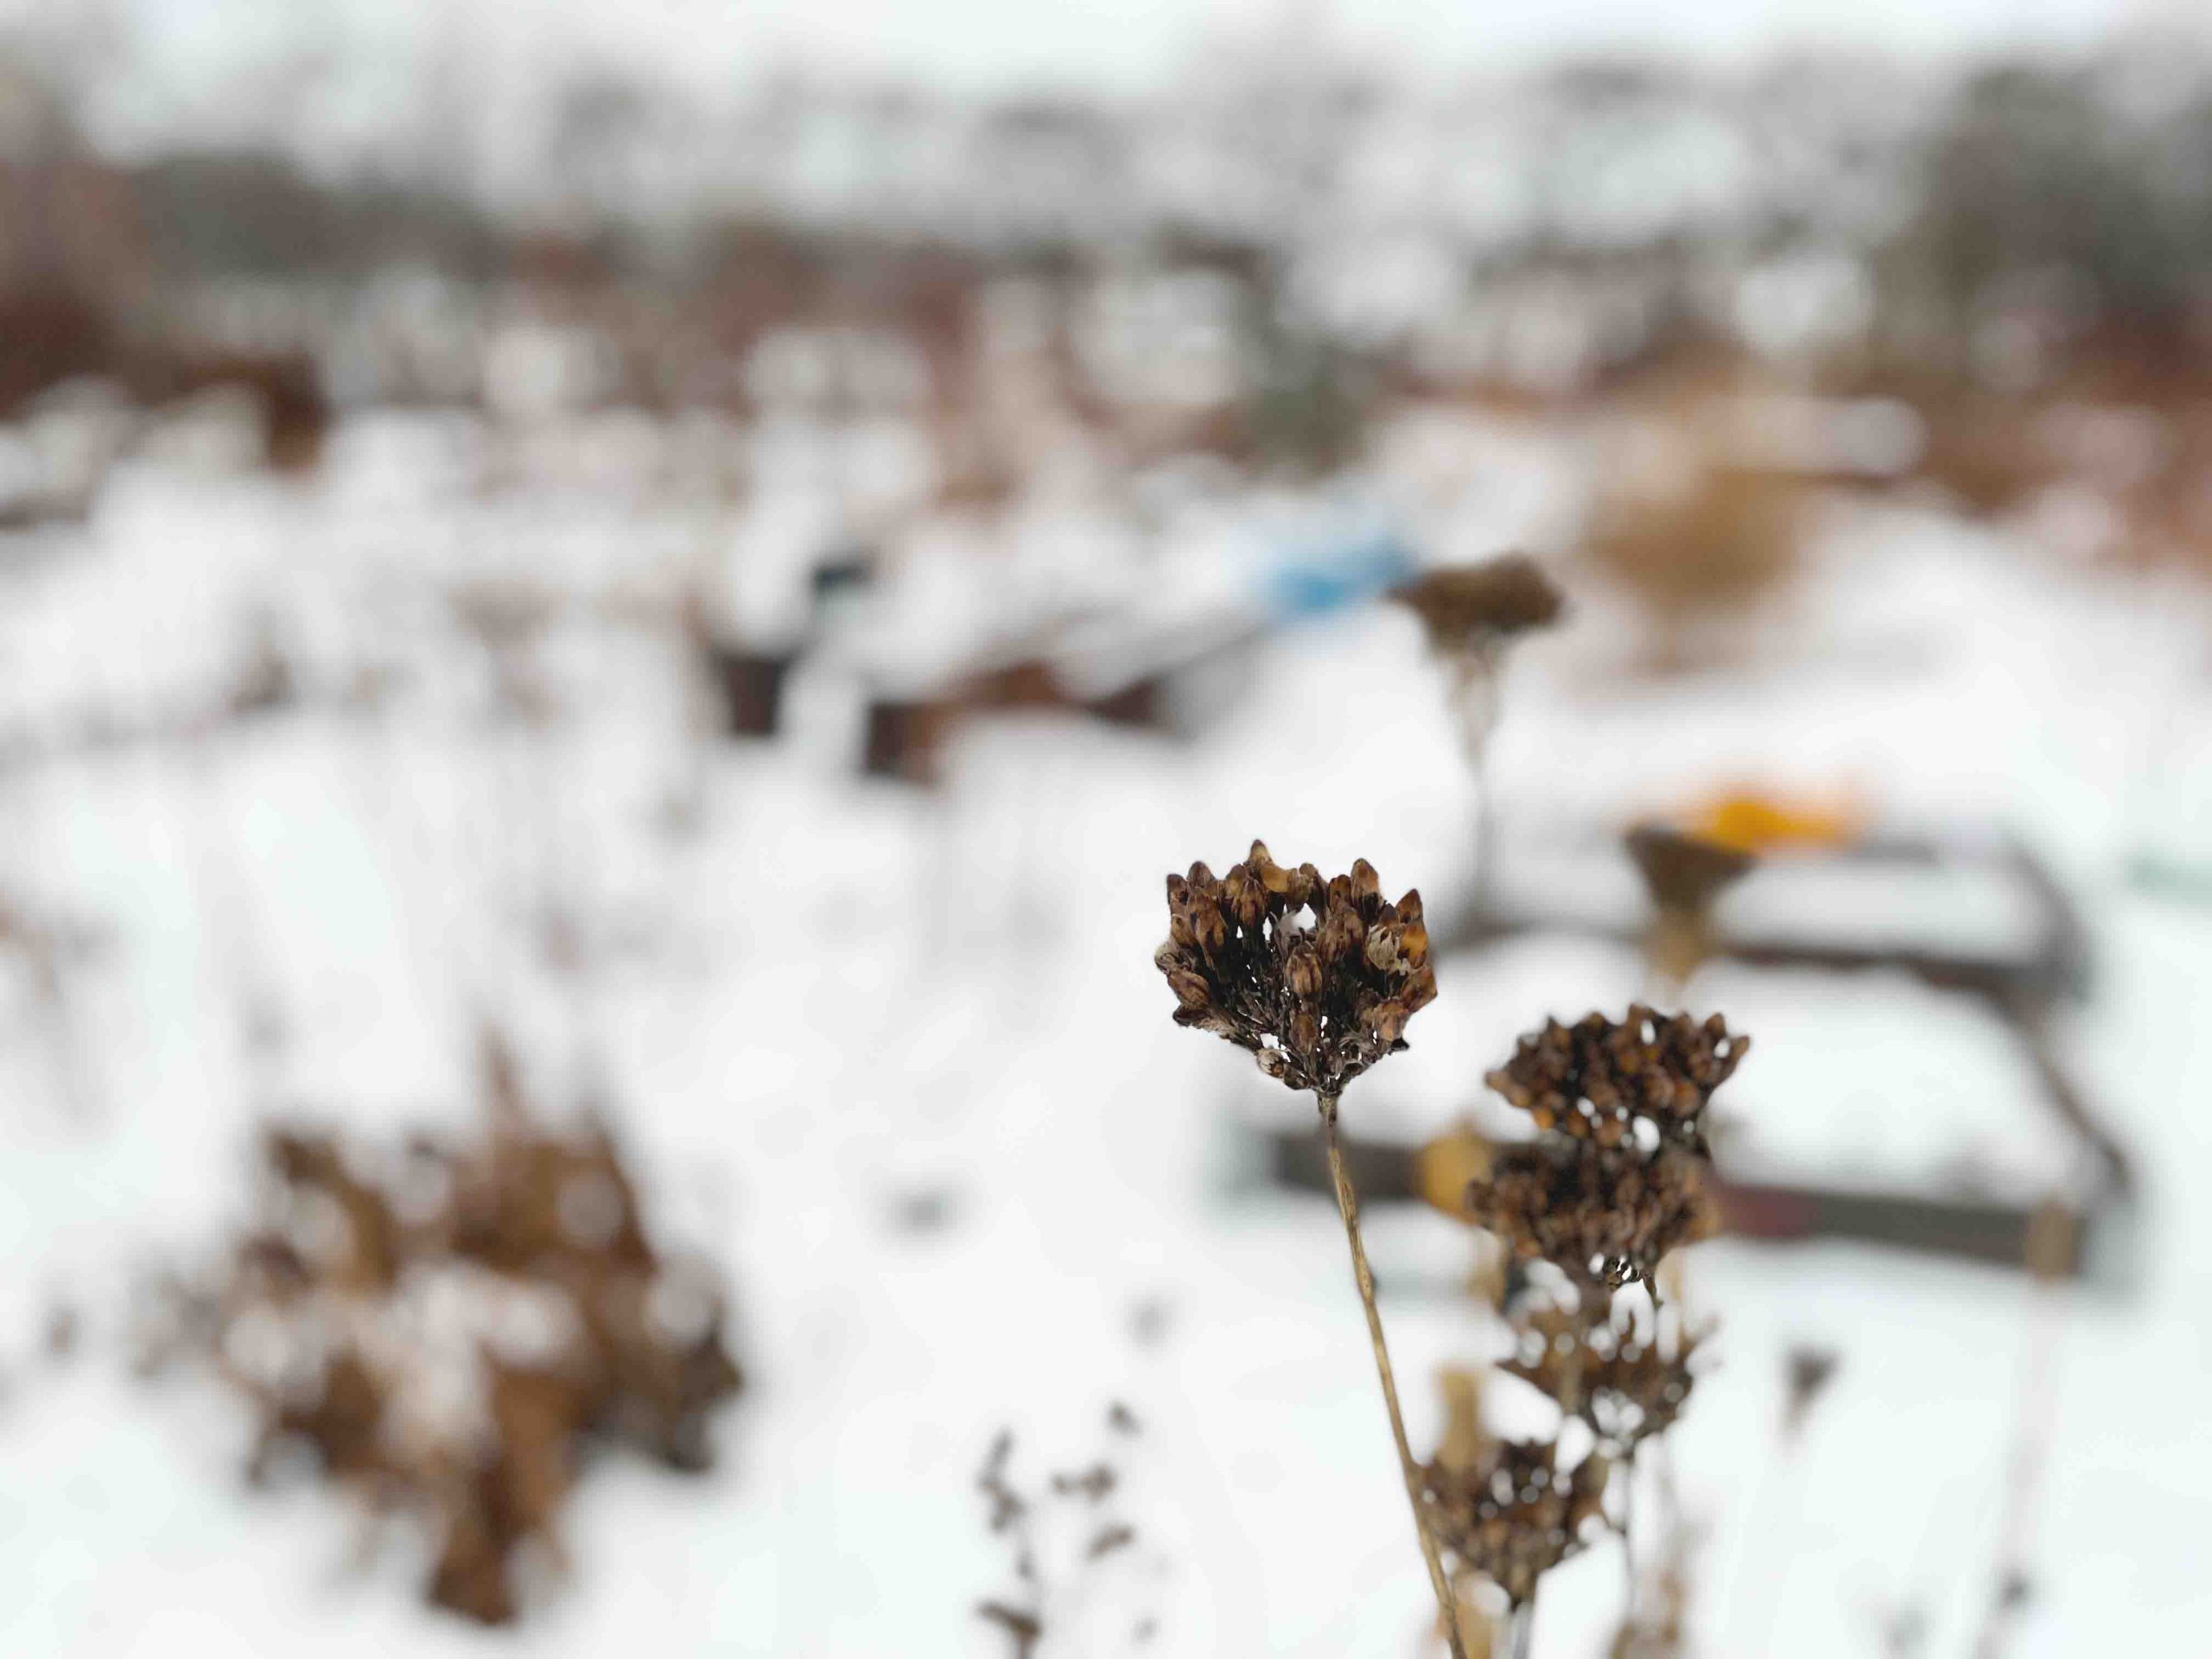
[1484,1007,1748,1154]
[1628,826,1753,992]
[1625,824,1753,920]
[1392,556,1565,773]
[1421,1437,1611,1606]
[1471,1008,1749,1286]
[1155,842,1435,1096]
[1393,555,1566,655]
[1501,1299,1706,1452]
[1471,1137,1716,1289]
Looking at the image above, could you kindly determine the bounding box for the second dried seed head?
[1471,1007,1750,1287]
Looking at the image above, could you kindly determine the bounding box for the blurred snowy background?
[3,2,2212,1656]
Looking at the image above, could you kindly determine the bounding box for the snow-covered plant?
[180,1033,745,1625]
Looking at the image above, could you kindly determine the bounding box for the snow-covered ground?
[2,409,2209,1656]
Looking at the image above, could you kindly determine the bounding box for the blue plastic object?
[1264,524,1417,620]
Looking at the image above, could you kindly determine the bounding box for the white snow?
[1,405,2209,1658]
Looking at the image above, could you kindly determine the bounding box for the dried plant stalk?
[1439,1007,1752,1640]
[1322,1092,1469,1659]
[1511,1593,1539,1659]
[1626,825,1754,996]
[1971,1198,2074,1659]
[1156,844,1459,1656]
[1390,556,1564,906]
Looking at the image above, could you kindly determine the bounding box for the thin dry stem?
[1620,1446,1637,1616]
[1469,747,1497,916]
[1510,1586,1538,1659]
[1972,1201,2073,1659]
[1320,1092,1469,1659]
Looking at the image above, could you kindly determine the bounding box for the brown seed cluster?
[1446,1013,1749,1630]
[1485,1007,1748,1153]
[1156,842,1436,1096]
[1392,555,1566,655]
[1501,1299,1705,1452]
[1472,1138,1716,1290]
[199,1039,743,1625]
[1471,1008,1749,1287]
[1421,1437,1611,1607]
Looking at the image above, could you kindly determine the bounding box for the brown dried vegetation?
[1582,462,1807,648]
[1625,826,1754,925]
[1433,1007,1750,1640]
[196,1036,743,1624]
[1471,1007,1745,1287]
[1421,1437,1612,1609]
[1155,842,1436,1096]
[1501,1296,1707,1453]
[1158,842,1465,1656]
[973,1413,1159,1657]
[1392,556,1567,658]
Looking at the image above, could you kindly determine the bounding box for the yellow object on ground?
[1688,787,1862,853]
[1417,1127,1493,1220]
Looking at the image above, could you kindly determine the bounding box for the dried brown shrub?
[201,1036,743,1624]
[1583,462,1806,639]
